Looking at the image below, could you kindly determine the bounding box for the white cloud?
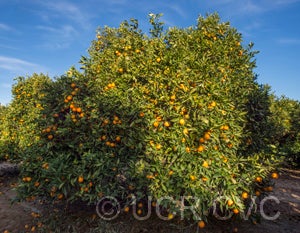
[0,56,45,74]
[36,24,78,49]
[37,1,92,29]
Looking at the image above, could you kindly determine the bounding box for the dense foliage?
[0,14,294,224]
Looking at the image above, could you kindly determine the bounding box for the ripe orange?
[199,137,205,143]
[170,94,176,100]
[242,192,248,199]
[66,95,73,101]
[139,112,145,117]
[227,199,234,207]
[137,202,143,208]
[185,147,191,153]
[183,128,189,135]
[197,145,205,152]
[255,190,261,196]
[71,83,76,88]
[137,209,142,215]
[156,57,161,63]
[57,193,64,200]
[233,208,239,214]
[264,186,273,192]
[164,121,170,127]
[168,170,174,176]
[156,144,162,150]
[76,107,82,113]
[202,177,208,182]
[168,213,174,220]
[203,132,211,140]
[190,175,196,181]
[153,121,159,128]
[202,161,209,168]
[78,176,84,183]
[179,119,185,125]
[124,206,130,213]
[255,176,262,183]
[271,172,279,179]
[47,134,53,140]
[198,220,205,228]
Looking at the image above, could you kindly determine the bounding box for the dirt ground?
[0,168,300,233]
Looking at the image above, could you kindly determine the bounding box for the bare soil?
[0,168,299,233]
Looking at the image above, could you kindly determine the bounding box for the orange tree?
[0,74,51,162]
[17,14,279,222]
[269,95,300,166]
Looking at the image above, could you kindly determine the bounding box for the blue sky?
[0,0,300,105]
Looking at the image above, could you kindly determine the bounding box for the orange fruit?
[115,136,121,142]
[203,132,211,140]
[202,161,209,168]
[34,182,40,187]
[198,220,205,228]
[66,95,73,101]
[71,83,76,88]
[153,121,159,128]
[156,144,162,150]
[271,172,279,179]
[199,137,205,143]
[197,145,205,152]
[170,94,176,100]
[124,206,130,213]
[168,170,174,176]
[164,121,170,127]
[156,57,161,63]
[168,213,174,220]
[233,208,239,214]
[78,176,84,183]
[139,112,145,117]
[137,209,142,215]
[185,147,191,153]
[57,193,64,200]
[264,186,273,192]
[137,202,143,208]
[242,192,248,199]
[255,190,261,196]
[227,199,234,206]
[179,119,185,125]
[183,128,189,135]
[47,134,53,140]
[76,107,82,113]
[255,176,262,183]
[190,175,196,181]
[202,177,208,182]
[151,201,156,207]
